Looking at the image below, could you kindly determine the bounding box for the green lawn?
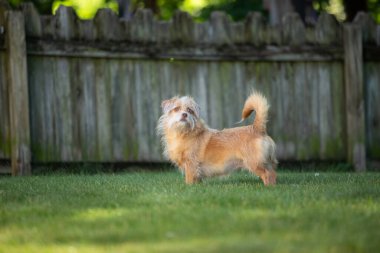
[0,170,379,253]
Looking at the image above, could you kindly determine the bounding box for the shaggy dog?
[157,91,277,185]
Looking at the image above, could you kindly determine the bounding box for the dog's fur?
[157,91,277,185]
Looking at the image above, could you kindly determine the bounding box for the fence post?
[4,10,31,175]
[343,24,366,172]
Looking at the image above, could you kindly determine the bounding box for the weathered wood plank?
[354,12,377,44]
[283,63,297,159]
[40,15,57,40]
[208,62,224,128]
[76,19,96,41]
[194,22,209,44]
[0,0,10,25]
[306,62,321,159]
[365,62,380,160]
[78,59,98,161]
[210,11,231,45]
[0,52,10,160]
[25,41,345,61]
[344,24,366,171]
[315,12,341,45]
[94,59,112,161]
[94,8,123,41]
[55,5,76,41]
[21,2,42,37]
[330,61,345,159]
[54,57,74,161]
[109,59,123,161]
[245,12,264,46]
[172,11,195,45]
[293,63,309,160]
[317,62,334,159]
[149,61,164,160]
[282,13,305,46]
[157,59,176,158]
[68,58,82,161]
[135,60,151,161]
[5,11,31,175]
[219,62,236,127]
[191,62,209,124]
[28,56,46,161]
[265,62,286,159]
[230,22,244,44]
[124,61,139,160]
[156,20,171,44]
[233,61,246,122]
[43,57,57,161]
[130,9,154,43]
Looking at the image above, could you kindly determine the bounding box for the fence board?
[330,62,345,159]
[68,58,82,161]
[5,11,31,175]
[109,59,123,161]
[306,63,321,159]
[318,63,333,159]
[94,59,113,161]
[78,59,98,161]
[344,24,366,171]
[43,57,57,160]
[365,62,380,160]
[54,58,74,160]
[0,52,10,159]
[28,57,46,161]
[294,63,308,159]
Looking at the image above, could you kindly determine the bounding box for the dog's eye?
[187,108,195,115]
[173,107,180,112]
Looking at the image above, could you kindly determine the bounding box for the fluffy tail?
[240,91,269,133]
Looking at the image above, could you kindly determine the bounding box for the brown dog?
[157,91,277,185]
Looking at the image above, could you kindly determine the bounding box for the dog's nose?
[182,112,188,118]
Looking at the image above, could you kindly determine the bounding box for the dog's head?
[158,96,200,134]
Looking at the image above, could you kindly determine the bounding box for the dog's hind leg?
[244,158,276,186]
[263,165,277,185]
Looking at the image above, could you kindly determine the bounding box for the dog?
[157,91,277,185]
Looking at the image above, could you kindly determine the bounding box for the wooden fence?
[0,1,379,174]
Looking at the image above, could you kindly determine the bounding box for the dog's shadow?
[202,172,329,186]
[203,175,263,186]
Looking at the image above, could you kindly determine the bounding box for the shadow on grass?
[201,170,339,187]
[32,162,175,175]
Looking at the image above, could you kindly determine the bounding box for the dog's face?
[159,96,200,132]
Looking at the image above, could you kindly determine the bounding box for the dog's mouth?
[167,115,196,131]
[175,118,195,130]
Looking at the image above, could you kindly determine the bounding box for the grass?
[0,169,380,253]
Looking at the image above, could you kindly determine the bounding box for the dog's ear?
[190,101,200,118]
[184,97,200,118]
[161,97,179,114]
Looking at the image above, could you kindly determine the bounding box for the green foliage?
[8,0,54,14]
[51,0,118,19]
[197,0,265,21]
[158,0,185,20]
[313,0,380,23]
[368,0,380,23]
[0,170,379,252]
[7,0,118,18]
[6,0,380,23]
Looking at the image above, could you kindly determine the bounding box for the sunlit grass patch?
[0,170,380,253]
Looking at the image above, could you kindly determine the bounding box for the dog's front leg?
[184,161,200,185]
